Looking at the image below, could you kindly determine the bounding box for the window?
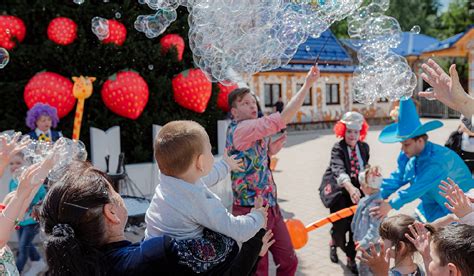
[264,83,282,108]
[296,83,313,106]
[326,83,340,105]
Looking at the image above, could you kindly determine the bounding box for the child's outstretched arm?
[357,242,389,276]
[232,66,320,151]
[1,157,54,247]
[405,222,432,274]
[280,66,320,124]
[419,59,474,119]
[193,195,268,242]
[0,133,29,177]
[202,149,244,188]
[439,178,474,225]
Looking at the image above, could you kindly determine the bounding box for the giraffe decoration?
[72,76,96,140]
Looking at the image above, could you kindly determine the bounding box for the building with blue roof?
[341,32,440,59]
[248,30,394,126]
[249,25,474,123]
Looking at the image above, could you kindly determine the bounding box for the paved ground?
[271,118,458,275]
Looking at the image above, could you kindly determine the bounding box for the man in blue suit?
[370,98,474,222]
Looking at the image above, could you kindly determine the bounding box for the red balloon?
[0,15,26,50]
[101,71,149,119]
[172,69,212,113]
[160,34,185,61]
[217,83,238,112]
[24,72,75,118]
[47,17,78,46]
[102,19,127,46]
[285,219,308,250]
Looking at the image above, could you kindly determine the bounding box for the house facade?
[248,30,393,126]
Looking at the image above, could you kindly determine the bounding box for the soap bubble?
[136,0,363,83]
[0,48,9,69]
[91,17,110,41]
[348,0,417,104]
[410,25,421,34]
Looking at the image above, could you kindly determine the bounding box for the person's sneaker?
[346,257,359,275]
[24,260,47,276]
[330,245,338,263]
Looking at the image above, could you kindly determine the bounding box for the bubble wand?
[314,34,331,65]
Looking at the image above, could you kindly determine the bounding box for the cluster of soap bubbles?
[134,7,177,38]
[0,48,10,69]
[0,131,87,183]
[348,0,417,104]
[136,0,363,84]
[91,17,110,40]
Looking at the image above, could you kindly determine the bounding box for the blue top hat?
[379,98,443,143]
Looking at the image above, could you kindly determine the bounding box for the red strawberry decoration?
[0,15,26,50]
[172,69,212,113]
[24,72,75,118]
[160,34,185,61]
[101,71,149,119]
[47,17,78,45]
[217,83,238,112]
[102,19,127,46]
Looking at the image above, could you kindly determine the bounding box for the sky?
[439,0,453,12]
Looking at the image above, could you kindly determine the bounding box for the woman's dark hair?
[39,161,113,276]
[379,214,434,260]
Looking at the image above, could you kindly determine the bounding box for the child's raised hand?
[0,133,29,169]
[223,148,244,172]
[252,196,269,228]
[254,196,264,209]
[405,222,431,260]
[16,162,48,199]
[357,241,390,276]
[439,178,472,219]
[259,230,275,257]
[304,66,320,87]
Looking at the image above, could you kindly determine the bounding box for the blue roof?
[341,32,440,57]
[277,63,356,73]
[289,30,353,64]
[423,26,473,52]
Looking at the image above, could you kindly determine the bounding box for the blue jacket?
[381,142,474,222]
[351,191,382,249]
[28,130,62,142]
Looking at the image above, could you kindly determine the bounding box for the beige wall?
[250,71,392,123]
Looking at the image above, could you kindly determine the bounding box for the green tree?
[0,0,225,164]
[331,0,440,38]
[436,0,474,40]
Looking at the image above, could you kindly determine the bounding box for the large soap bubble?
[348,0,417,104]
[136,0,363,84]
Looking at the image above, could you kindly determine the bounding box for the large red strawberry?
[0,15,26,50]
[217,83,238,112]
[47,17,77,45]
[172,69,212,113]
[24,72,75,118]
[102,19,127,46]
[160,34,185,61]
[101,71,149,119]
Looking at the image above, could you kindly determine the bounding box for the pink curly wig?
[25,103,60,130]
[333,120,369,141]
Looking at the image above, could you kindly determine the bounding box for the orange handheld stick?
[286,205,357,249]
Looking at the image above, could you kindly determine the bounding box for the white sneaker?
[23,260,47,276]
